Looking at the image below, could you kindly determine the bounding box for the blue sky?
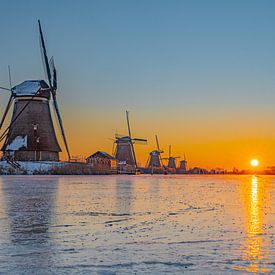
[1,0,275,167]
[1,0,275,109]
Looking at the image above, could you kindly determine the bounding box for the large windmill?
[162,145,180,170]
[146,135,164,169]
[114,111,147,172]
[0,20,70,162]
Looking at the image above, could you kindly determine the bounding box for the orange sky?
[1,95,275,170]
[55,107,275,170]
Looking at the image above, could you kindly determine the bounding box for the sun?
[250,159,259,167]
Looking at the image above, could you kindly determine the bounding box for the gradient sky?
[1,0,275,169]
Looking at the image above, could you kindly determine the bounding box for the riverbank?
[0,161,113,175]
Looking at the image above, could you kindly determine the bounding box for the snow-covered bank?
[0,160,66,175]
[0,161,112,175]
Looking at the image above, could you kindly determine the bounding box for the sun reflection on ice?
[250,176,260,234]
[235,176,271,273]
[246,176,262,272]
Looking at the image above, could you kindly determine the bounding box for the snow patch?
[6,136,27,151]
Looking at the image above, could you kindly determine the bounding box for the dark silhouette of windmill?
[179,153,188,173]
[146,135,164,169]
[114,111,147,172]
[162,145,180,170]
[0,20,70,162]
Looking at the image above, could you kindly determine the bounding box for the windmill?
[162,145,180,170]
[146,135,164,169]
[179,153,188,173]
[114,111,147,171]
[0,20,70,162]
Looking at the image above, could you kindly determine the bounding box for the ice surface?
[0,175,274,274]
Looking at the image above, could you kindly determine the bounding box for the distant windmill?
[162,145,180,169]
[0,20,70,161]
[114,111,147,170]
[146,135,164,168]
[179,153,188,172]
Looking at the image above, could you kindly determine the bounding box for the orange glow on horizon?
[51,107,275,170]
[1,101,275,170]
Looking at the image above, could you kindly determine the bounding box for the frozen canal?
[0,175,274,274]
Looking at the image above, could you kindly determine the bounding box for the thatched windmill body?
[0,21,70,162]
[114,111,147,172]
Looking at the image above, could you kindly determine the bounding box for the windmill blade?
[0,76,14,129]
[108,136,115,155]
[111,140,115,156]
[0,86,12,92]
[155,134,161,151]
[39,20,69,160]
[52,96,71,160]
[50,56,57,90]
[126,110,132,138]
[38,20,52,88]
[184,153,188,170]
[132,140,147,145]
[132,138,147,142]
[8,65,12,90]
[113,141,117,158]
[159,151,164,167]
[0,95,13,129]
[132,138,147,145]
[146,156,150,168]
[130,141,137,168]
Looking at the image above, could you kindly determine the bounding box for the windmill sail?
[0,86,12,92]
[132,138,147,144]
[126,110,132,138]
[52,97,71,160]
[50,57,57,90]
[38,20,52,88]
[0,95,13,129]
[38,20,70,161]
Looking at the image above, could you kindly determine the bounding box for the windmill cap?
[115,136,132,142]
[12,80,50,98]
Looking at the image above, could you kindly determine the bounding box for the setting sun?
[250,159,259,167]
